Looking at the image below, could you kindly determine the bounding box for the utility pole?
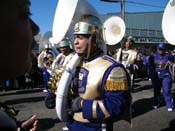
[120,0,125,21]
[100,0,125,21]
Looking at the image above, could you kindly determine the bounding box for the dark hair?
[123,37,135,46]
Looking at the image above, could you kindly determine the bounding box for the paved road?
[1,79,175,131]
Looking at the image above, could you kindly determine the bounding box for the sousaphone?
[52,0,99,122]
[103,16,126,45]
[162,0,175,80]
[162,0,175,45]
[52,0,126,122]
[52,0,98,44]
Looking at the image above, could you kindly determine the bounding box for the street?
[0,79,175,131]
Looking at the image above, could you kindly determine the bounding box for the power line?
[125,0,165,9]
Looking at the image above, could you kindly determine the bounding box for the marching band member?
[148,43,174,111]
[51,37,75,74]
[37,44,57,93]
[66,14,131,131]
[115,36,142,92]
[37,43,59,109]
[45,38,75,110]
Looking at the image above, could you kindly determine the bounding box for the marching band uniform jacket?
[116,48,142,74]
[68,50,131,131]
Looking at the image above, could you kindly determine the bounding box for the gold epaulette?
[105,79,128,91]
[104,67,128,91]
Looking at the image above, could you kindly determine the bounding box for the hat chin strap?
[84,35,93,60]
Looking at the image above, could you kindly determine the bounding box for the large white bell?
[162,0,175,45]
[103,16,126,45]
[52,0,98,44]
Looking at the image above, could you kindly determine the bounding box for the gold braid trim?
[105,79,128,91]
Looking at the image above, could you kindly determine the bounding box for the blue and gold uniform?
[37,45,58,109]
[115,36,142,92]
[116,48,141,92]
[64,14,132,131]
[68,51,131,131]
[149,43,174,111]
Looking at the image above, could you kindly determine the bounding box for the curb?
[0,88,43,96]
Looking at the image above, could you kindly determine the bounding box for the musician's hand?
[133,64,139,70]
[71,97,82,113]
[20,115,39,131]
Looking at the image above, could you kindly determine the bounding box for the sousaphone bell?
[162,0,175,45]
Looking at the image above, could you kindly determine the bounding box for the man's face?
[74,34,89,56]
[0,0,39,79]
[59,46,70,56]
[125,39,132,49]
[157,49,165,55]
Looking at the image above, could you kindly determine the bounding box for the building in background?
[100,11,165,44]
[34,11,173,55]
[100,11,174,53]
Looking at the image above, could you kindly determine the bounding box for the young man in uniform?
[115,36,142,92]
[66,14,131,131]
[149,43,174,111]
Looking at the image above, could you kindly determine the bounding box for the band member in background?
[148,43,174,112]
[0,0,39,130]
[48,37,75,130]
[51,37,75,74]
[37,43,58,94]
[66,14,131,131]
[115,36,142,92]
[44,37,75,111]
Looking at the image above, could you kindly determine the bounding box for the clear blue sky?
[30,0,169,35]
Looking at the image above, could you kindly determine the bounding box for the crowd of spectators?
[0,55,43,92]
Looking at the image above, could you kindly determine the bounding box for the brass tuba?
[52,0,126,122]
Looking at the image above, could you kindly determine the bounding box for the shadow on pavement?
[134,85,152,93]
[132,97,154,118]
[132,96,167,118]
[38,118,61,131]
[161,118,175,131]
[132,92,175,118]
